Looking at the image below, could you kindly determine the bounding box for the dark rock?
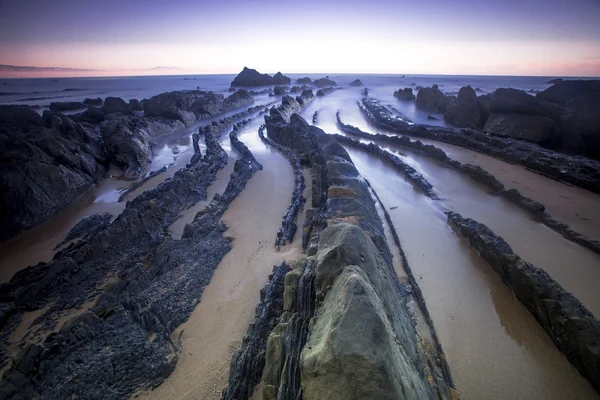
[49,102,85,113]
[415,85,449,113]
[359,98,600,194]
[362,88,369,96]
[565,91,600,112]
[56,213,113,247]
[296,77,312,84]
[0,108,108,242]
[316,87,334,97]
[393,88,415,100]
[102,97,134,115]
[349,79,363,86]
[78,106,105,124]
[312,77,336,87]
[537,79,600,105]
[231,67,290,87]
[444,86,481,128]
[83,97,103,106]
[273,86,286,96]
[489,88,563,122]
[289,86,301,93]
[560,108,600,158]
[222,263,289,400]
[128,98,143,111]
[546,78,563,84]
[483,113,559,145]
[448,212,600,394]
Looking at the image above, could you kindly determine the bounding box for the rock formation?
[444,86,481,128]
[415,85,449,113]
[296,77,312,84]
[349,79,363,86]
[0,106,108,242]
[49,102,85,112]
[312,77,336,87]
[231,67,291,87]
[82,97,102,106]
[393,87,415,100]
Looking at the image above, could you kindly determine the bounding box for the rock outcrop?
[483,113,559,145]
[0,106,108,242]
[316,87,334,97]
[224,113,456,400]
[101,96,134,116]
[444,86,481,128]
[415,85,449,113]
[537,79,600,105]
[231,67,291,87]
[393,87,415,100]
[273,85,286,96]
[129,98,143,111]
[349,79,363,86]
[360,98,600,193]
[312,77,336,87]
[0,119,263,399]
[448,212,600,394]
[296,77,312,84]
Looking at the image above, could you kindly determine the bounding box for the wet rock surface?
[483,113,559,145]
[231,67,291,87]
[416,85,449,113]
[536,79,600,106]
[444,86,481,128]
[225,113,455,400]
[394,87,415,100]
[0,106,108,242]
[316,87,334,97]
[448,211,600,394]
[49,101,85,112]
[0,113,264,398]
[360,98,600,194]
[337,111,600,255]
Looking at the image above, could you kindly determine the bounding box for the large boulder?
[296,77,312,84]
[560,109,600,158]
[489,88,563,121]
[0,107,108,241]
[415,85,449,113]
[231,67,290,87]
[313,77,337,87]
[537,80,600,105]
[349,79,363,87]
[565,91,600,112]
[78,106,106,124]
[129,98,143,111]
[393,88,415,100]
[444,86,481,128]
[483,113,559,145]
[301,266,432,400]
[102,97,133,116]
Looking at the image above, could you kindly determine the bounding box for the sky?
[0,0,599,77]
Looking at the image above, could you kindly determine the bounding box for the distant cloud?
[0,64,100,72]
[582,56,600,60]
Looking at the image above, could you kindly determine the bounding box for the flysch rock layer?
[223,112,456,400]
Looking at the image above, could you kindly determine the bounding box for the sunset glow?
[1,0,599,77]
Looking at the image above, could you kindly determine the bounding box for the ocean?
[0,73,582,126]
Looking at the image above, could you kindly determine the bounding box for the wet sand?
[142,123,306,400]
[346,147,598,400]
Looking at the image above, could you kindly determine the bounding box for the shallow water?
[142,119,306,400]
[345,146,598,400]
[337,102,600,241]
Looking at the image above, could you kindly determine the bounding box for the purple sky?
[0,0,599,76]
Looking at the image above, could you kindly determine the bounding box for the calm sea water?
[0,73,581,125]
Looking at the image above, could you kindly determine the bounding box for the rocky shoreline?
[0,112,263,398]
[448,212,600,394]
[359,98,600,194]
[336,111,600,256]
[224,113,456,399]
[0,89,257,242]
